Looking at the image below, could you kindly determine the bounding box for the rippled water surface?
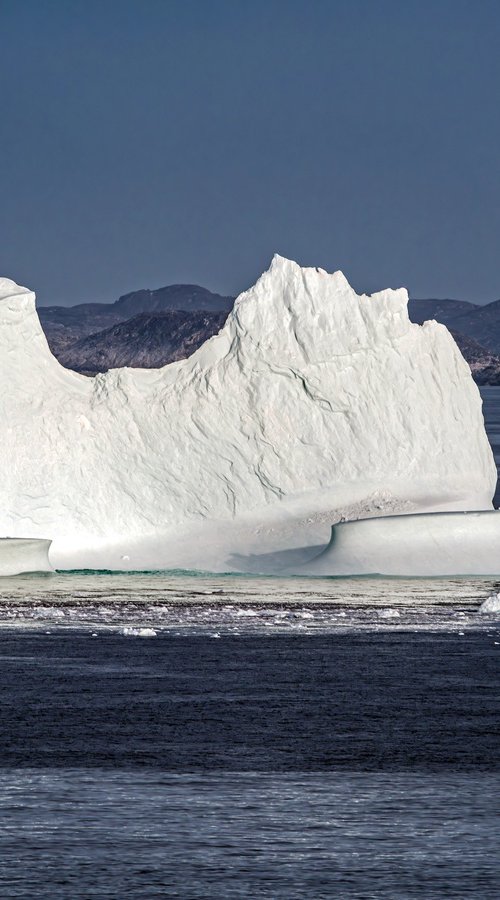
[0,771,497,899]
[0,570,498,897]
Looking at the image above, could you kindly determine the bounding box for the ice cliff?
[0,256,496,572]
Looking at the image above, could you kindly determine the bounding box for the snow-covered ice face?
[0,257,495,573]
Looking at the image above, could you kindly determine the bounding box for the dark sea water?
[0,585,498,899]
[0,388,498,898]
[0,770,497,899]
[1,630,498,772]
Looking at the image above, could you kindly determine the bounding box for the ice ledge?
[299,511,500,576]
[0,538,53,576]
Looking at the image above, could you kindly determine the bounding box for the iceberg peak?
[265,253,350,289]
[226,255,411,367]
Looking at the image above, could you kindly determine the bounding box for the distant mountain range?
[408,297,500,350]
[37,286,500,383]
[56,309,229,375]
[39,284,233,359]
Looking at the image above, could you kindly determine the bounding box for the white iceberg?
[479,593,500,614]
[0,256,496,574]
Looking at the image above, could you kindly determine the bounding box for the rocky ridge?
[57,309,229,375]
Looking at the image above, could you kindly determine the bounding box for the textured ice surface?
[0,258,495,573]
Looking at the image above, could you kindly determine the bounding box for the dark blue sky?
[1,0,499,305]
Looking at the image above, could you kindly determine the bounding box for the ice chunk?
[121,627,157,637]
[479,593,500,614]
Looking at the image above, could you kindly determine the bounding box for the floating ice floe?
[121,626,157,637]
[479,593,500,614]
[32,607,65,618]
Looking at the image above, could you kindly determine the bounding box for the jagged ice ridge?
[0,256,496,573]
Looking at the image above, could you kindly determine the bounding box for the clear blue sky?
[1,0,499,305]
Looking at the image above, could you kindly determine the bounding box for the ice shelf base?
[301,511,500,576]
[0,538,53,576]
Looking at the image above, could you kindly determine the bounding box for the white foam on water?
[0,572,498,636]
[121,627,157,637]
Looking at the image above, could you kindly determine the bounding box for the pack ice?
[0,256,497,574]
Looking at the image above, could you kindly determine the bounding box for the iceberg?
[0,256,496,574]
